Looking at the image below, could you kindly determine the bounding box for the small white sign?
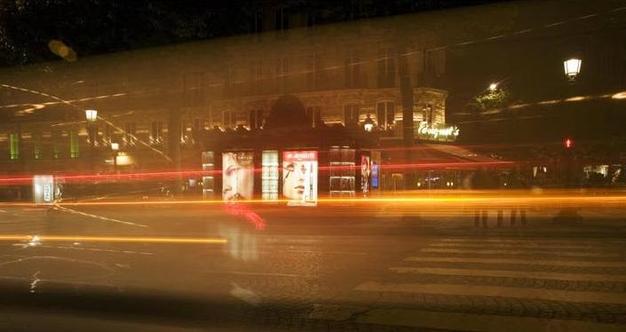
[33,175,55,204]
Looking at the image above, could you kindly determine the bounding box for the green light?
[70,130,80,158]
[33,134,41,160]
[9,133,19,160]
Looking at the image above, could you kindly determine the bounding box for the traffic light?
[564,137,574,149]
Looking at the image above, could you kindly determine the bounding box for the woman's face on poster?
[283,161,309,200]
[223,152,253,201]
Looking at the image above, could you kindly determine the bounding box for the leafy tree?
[467,87,509,112]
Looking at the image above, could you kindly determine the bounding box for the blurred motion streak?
[0,235,227,244]
[0,190,624,210]
[224,204,267,230]
[0,161,513,185]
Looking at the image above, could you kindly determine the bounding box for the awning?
[381,143,512,170]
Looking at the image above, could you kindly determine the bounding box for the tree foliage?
[467,88,509,112]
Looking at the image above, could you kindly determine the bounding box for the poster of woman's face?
[282,151,318,205]
[222,152,254,201]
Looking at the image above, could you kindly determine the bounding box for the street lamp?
[563,58,582,81]
[363,114,375,132]
[488,82,498,92]
[85,109,98,172]
[85,109,98,122]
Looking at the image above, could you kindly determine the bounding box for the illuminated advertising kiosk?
[261,150,280,200]
[222,152,254,201]
[282,150,318,206]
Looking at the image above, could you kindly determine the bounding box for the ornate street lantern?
[363,114,375,132]
[85,109,98,122]
[563,58,582,81]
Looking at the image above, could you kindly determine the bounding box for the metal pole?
[113,151,118,173]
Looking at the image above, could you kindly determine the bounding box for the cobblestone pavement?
[340,235,626,331]
[1,205,626,331]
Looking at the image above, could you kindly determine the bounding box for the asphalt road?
[0,202,625,331]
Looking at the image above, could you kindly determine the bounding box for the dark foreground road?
[0,202,625,331]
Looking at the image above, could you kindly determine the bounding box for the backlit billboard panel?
[222,152,254,201]
[282,151,318,206]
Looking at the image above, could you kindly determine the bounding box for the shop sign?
[415,122,459,142]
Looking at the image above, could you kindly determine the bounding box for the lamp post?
[488,82,498,92]
[363,114,374,132]
[111,142,119,173]
[85,109,97,146]
[563,58,582,82]
[85,109,97,122]
[85,109,97,172]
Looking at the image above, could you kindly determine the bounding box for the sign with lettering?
[283,150,318,206]
[33,175,55,204]
[415,122,460,142]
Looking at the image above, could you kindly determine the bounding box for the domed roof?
[264,95,309,130]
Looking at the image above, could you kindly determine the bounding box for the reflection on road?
[218,225,258,261]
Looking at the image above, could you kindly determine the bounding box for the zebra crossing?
[352,237,626,331]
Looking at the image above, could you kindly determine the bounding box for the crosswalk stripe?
[404,256,626,267]
[427,242,622,251]
[420,248,621,257]
[390,267,626,282]
[439,238,626,245]
[354,281,626,304]
[357,308,626,332]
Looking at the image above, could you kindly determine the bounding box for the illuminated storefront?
[222,152,254,201]
[282,151,318,206]
[261,150,279,200]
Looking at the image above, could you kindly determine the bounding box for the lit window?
[9,133,19,160]
[376,102,395,129]
[33,133,42,160]
[69,130,80,159]
[343,104,360,126]
[151,121,163,144]
[306,106,321,128]
[223,111,236,129]
[249,110,263,130]
[124,122,136,146]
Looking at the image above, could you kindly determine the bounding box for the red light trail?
[0,160,514,186]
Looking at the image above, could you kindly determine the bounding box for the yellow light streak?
[1,190,626,208]
[0,235,227,244]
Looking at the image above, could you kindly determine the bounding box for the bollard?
[497,210,503,227]
[481,210,488,228]
[510,208,518,226]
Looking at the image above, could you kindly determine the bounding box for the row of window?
[221,101,398,130]
[5,131,80,160]
[183,49,403,95]
[3,101,405,161]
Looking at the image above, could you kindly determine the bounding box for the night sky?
[0,0,509,67]
[1,0,625,145]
